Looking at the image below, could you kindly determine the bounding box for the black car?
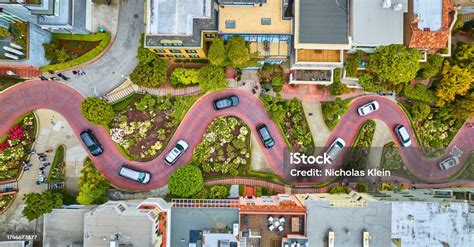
[213,95,239,110]
[256,124,275,148]
[80,130,103,156]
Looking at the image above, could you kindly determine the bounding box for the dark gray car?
[213,95,239,110]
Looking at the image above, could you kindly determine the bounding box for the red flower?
[0,142,10,152]
[7,125,24,140]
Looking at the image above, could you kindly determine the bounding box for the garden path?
[0,80,473,191]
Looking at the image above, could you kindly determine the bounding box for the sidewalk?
[302,102,331,147]
[366,120,393,170]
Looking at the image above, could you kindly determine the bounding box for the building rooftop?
[296,0,349,45]
[409,0,456,49]
[391,201,471,247]
[43,207,90,247]
[351,0,407,47]
[306,201,392,247]
[170,208,239,247]
[145,0,217,48]
[218,0,291,34]
[83,201,154,247]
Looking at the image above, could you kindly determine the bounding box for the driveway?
[0,81,473,190]
[61,0,143,96]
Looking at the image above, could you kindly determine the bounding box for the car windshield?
[138,172,146,182]
[175,144,184,151]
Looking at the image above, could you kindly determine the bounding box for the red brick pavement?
[0,65,41,79]
[0,81,472,191]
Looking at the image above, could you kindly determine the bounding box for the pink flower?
[7,125,24,140]
[0,142,10,152]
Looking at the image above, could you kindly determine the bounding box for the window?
[156,49,165,53]
[166,54,174,57]
[175,55,185,58]
[170,49,181,53]
[185,49,197,54]
[205,33,216,38]
[158,54,165,57]
[225,20,236,29]
[189,55,200,58]
[261,18,271,25]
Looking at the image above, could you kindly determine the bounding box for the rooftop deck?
[296,49,341,63]
[218,0,292,34]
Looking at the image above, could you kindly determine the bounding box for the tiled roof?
[409,0,455,49]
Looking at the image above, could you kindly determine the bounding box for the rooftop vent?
[392,2,403,11]
[382,0,391,8]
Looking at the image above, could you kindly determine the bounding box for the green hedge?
[40,32,112,72]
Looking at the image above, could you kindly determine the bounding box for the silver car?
[439,156,460,170]
[165,140,189,165]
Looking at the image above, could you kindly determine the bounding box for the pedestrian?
[72,70,78,75]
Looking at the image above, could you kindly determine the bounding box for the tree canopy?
[130,36,168,88]
[435,61,473,106]
[417,55,444,79]
[81,97,115,126]
[169,165,203,197]
[226,36,251,68]
[198,65,228,91]
[449,91,474,120]
[170,68,200,88]
[452,42,474,71]
[77,158,110,205]
[208,37,226,66]
[369,45,420,85]
[358,74,384,92]
[22,191,63,221]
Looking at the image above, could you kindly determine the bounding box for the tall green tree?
[198,65,228,91]
[170,68,200,88]
[358,74,384,92]
[169,165,203,197]
[77,158,110,205]
[81,97,115,126]
[22,191,63,221]
[435,61,473,106]
[131,35,168,88]
[449,91,474,120]
[369,45,420,85]
[417,55,444,79]
[453,42,474,71]
[226,36,251,67]
[208,37,226,66]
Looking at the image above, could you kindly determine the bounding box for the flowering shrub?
[0,142,10,152]
[7,125,24,140]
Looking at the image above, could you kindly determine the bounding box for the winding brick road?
[0,81,472,190]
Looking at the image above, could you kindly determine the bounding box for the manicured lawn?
[109,93,201,160]
[0,76,24,92]
[47,145,65,182]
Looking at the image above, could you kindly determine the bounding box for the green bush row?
[40,33,111,72]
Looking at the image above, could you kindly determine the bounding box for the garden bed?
[0,194,15,214]
[343,120,376,171]
[192,116,251,177]
[381,142,421,182]
[448,152,474,181]
[47,145,65,182]
[40,32,111,72]
[0,76,24,92]
[321,98,350,130]
[109,93,201,161]
[260,96,315,153]
[0,113,37,181]
[400,103,464,157]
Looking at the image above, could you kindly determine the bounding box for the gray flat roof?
[391,201,471,247]
[43,207,89,247]
[306,201,392,247]
[84,201,153,247]
[351,0,407,46]
[298,0,349,44]
[145,0,217,47]
[170,208,239,247]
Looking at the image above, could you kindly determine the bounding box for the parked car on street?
[326,138,345,162]
[165,140,189,165]
[80,130,103,156]
[439,156,460,170]
[256,124,275,148]
[394,125,412,147]
[213,95,239,110]
[119,165,151,184]
[357,100,379,116]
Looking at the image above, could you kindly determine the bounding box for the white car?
[165,140,189,165]
[326,138,346,162]
[439,156,460,170]
[394,125,412,147]
[357,101,380,116]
